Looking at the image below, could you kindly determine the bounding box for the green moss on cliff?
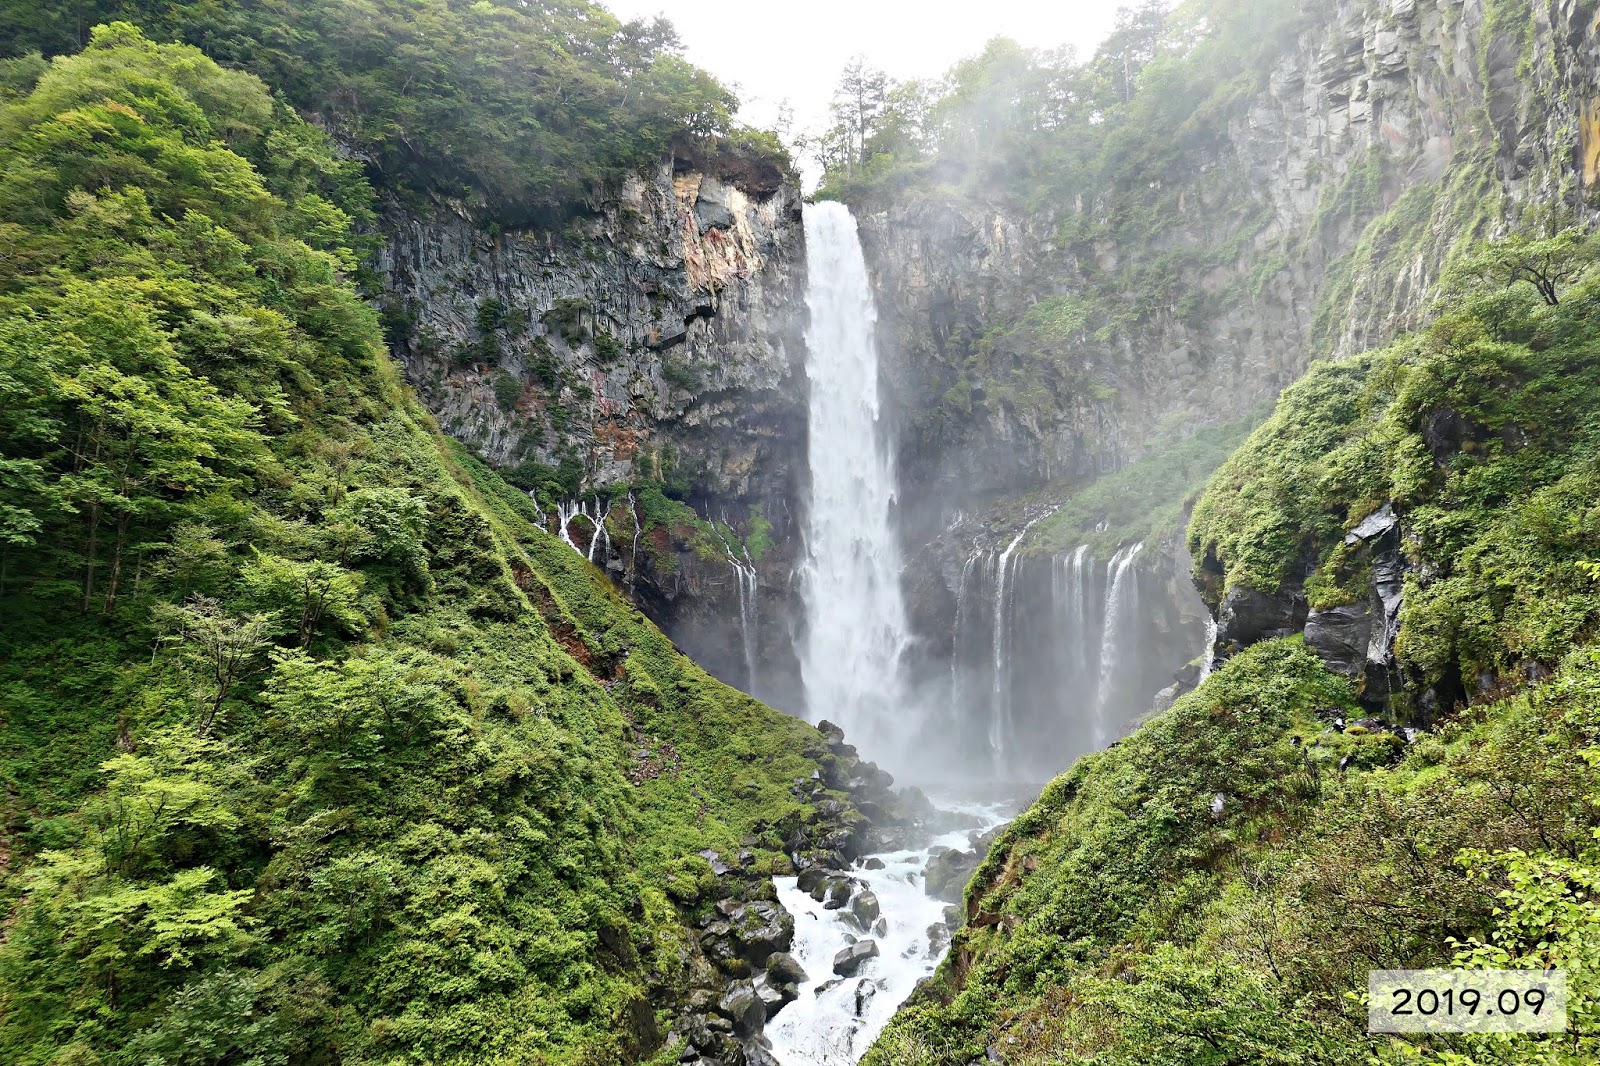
[1028,416,1260,559]
[1192,234,1600,687]
[870,642,1600,1065]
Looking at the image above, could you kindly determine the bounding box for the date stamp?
[1368,970,1567,1034]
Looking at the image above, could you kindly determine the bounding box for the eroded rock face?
[377,159,809,710]
[1218,585,1310,650]
[852,0,1600,544]
[1304,604,1376,676]
[1301,504,1412,706]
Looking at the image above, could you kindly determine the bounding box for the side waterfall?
[712,522,761,693]
[798,202,911,753]
[987,517,1044,769]
[1056,544,1092,691]
[1200,611,1220,682]
[1093,542,1144,745]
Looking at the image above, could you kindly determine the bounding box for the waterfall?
[713,522,761,693]
[1199,611,1219,682]
[1058,544,1092,687]
[588,498,612,564]
[798,202,910,753]
[737,549,759,691]
[548,497,610,560]
[1092,542,1143,745]
[987,518,1043,768]
[552,499,579,550]
[627,491,642,596]
[950,550,980,714]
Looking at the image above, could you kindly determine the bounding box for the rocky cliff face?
[853,0,1599,761]
[859,0,1600,537]
[377,157,810,709]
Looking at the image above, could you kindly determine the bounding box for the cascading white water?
[987,518,1043,768]
[766,802,1010,1066]
[1058,544,1092,688]
[949,551,980,715]
[588,498,612,564]
[549,497,611,558]
[1092,542,1143,744]
[627,492,642,596]
[1199,611,1219,681]
[798,202,911,753]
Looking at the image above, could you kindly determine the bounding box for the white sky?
[604,0,1125,176]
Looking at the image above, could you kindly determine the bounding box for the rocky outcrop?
[832,940,880,977]
[1218,585,1310,650]
[1302,503,1409,706]
[377,156,810,709]
[661,717,930,1066]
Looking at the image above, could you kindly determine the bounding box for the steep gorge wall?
[378,158,811,709]
[860,0,1600,531]
[855,0,1600,770]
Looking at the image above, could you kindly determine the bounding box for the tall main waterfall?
[798,203,910,755]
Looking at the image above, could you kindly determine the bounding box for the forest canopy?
[0,0,753,220]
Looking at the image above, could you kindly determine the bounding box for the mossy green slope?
[0,28,827,1065]
[1190,232,1600,690]
[868,245,1600,1065]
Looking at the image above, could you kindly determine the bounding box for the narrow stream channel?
[766,801,1011,1065]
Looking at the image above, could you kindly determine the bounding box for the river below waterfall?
[766,799,1012,1065]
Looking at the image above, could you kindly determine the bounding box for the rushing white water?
[1092,542,1143,745]
[1199,611,1219,681]
[987,517,1044,768]
[767,803,1009,1065]
[798,203,911,751]
[1057,544,1092,689]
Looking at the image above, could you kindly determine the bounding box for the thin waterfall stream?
[1093,542,1144,746]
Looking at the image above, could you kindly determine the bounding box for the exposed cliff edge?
[377,157,811,709]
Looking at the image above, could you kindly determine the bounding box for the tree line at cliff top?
[0,0,787,222]
[809,0,1307,203]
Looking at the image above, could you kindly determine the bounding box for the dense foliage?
[1190,231,1600,691]
[0,0,760,220]
[0,29,831,1064]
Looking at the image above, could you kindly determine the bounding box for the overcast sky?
[604,0,1125,173]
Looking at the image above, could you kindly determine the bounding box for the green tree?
[240,553,365,648]
[1448,228,1600,306]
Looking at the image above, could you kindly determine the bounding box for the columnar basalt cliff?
[377,157,810,708]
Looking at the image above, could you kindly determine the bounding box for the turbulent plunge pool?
[765,800,1011,1065]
